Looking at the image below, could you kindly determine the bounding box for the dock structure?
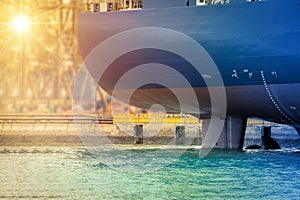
[0,114,276,132]
[0,114,277,146]
[113,113,199,124]
[0,114,198,146]
[0,114,113,136]
[0,114,112,125]
[0,113,199,126]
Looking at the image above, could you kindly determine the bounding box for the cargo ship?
[77,0,300,149]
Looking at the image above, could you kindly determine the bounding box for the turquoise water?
[0,146,299,199]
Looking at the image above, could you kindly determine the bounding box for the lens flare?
[12,15,30,33]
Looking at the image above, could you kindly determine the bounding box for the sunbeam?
[0,0,81,101]
[0,33,15,55]
[0,1,14,16]
[28,30,62,64]
[26,0,41,17]
[20,32,23,76]
[0,27,10,33]
[31,5,64,20]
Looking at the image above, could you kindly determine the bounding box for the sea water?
[0,144,299,199]
[0,124,299,199]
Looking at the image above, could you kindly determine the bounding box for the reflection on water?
[0,145,299,199]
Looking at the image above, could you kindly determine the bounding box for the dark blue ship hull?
[78,0,300,128]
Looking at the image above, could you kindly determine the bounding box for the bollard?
[134,124,143,144]
[176,126,185,145]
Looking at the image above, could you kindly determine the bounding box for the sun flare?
[0,0,82,101]
[12,14,30,33]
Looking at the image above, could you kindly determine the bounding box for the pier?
[0,114,276,147]
[0,114,113,126]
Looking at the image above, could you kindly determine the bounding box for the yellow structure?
[113,113,199,124]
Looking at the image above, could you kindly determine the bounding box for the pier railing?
[0,114,115,134]
[0,114,275,126]
[113,113,199,124]
[0,114,113,125]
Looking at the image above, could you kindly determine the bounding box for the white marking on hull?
[260,71,294,123]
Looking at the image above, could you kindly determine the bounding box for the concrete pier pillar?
[202,116,247,149]
[176,126,185,145]
[134,124,143,144]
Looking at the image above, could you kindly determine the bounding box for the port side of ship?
[78,0,300,149]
